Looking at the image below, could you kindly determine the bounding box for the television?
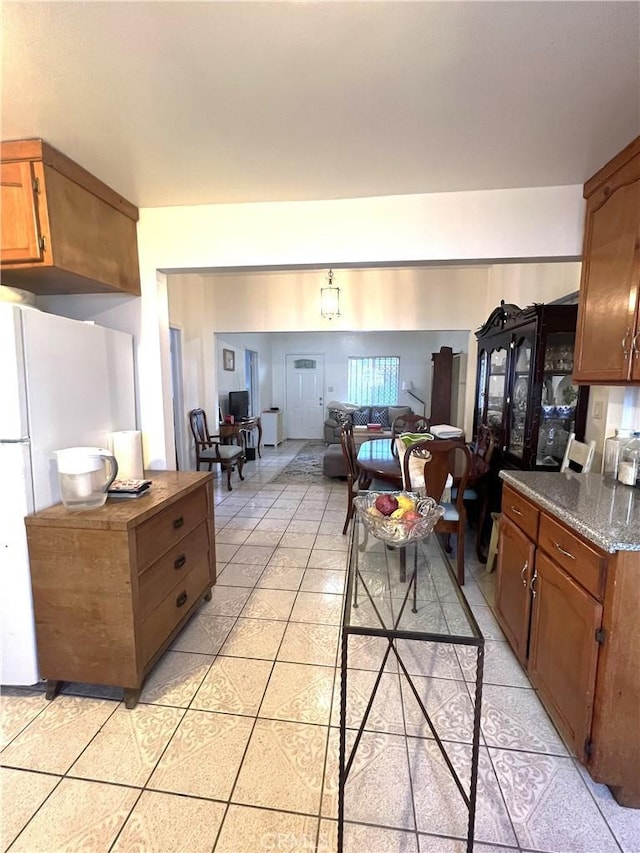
[229,390,250,421]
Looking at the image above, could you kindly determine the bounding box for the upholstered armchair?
[188,408,245,491]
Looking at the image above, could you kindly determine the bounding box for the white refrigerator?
[0,303,136,686]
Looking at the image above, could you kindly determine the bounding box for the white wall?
[40,184,587,468]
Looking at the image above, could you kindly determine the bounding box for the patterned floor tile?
[489,746,621,852]
[139,650,214,707]
[332,669,405,734]
[260,662,334,725]
[112,789,225,852]
[290,591,344,626]
[233,718,328,813]
[257,564,306,590]
[201,584,252,616]
[148,710,253,799]
[191,655,273,715]
[68,703,184,786]
[456,639,531,689]
[0,695,116,774]
[269,547,312,567]
[323,728,416,829]
[0,767,60,850]
[278,622,340,667]
[574,761,640,853]
[220,617,287,660]
[401,675,478,743]
[217,562,266,587]
[170,611,236,654]
[241,588,298,620]
[319,818,419,852]
[300,569,346,594]
[408,740,517,846]
[8,777,139,852]
[480,684,568,755]
[216,804,320,853]
[0,688,49,749]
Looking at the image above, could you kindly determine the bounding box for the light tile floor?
[2,440,640,852]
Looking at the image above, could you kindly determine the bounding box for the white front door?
[285,355,325,439]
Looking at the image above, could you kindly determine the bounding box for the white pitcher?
[54,447,118,510]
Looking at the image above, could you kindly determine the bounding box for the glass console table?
[338,518,485,853]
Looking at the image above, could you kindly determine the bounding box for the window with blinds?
[347,356,400,405]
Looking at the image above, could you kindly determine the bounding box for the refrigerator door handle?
[0,438,31,445]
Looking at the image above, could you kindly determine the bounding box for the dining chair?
[402,438,471,585]
[340,422,394,534]
[188,408,245,491]
[451,424,496,560]
[391,414,431,456]
[560,432,596,473]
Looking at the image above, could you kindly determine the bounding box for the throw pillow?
[370,407,390,428]
[352,407,371,425]
[329,408,351,426]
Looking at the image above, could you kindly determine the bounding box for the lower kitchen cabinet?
[495,514,534,666]
[528,551,602,762]
[25,470,215,708]
[496,481,640,807]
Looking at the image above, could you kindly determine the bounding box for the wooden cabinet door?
[574,145,640,383]
[0,161,44,264]
[495,515,534,665]
[528,552,602,761]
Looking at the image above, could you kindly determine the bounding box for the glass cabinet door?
[536,331,578,467]
[508,336,533,460]
[475,350,489,428]
[487,348,507,430]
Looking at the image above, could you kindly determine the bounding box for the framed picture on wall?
[223,349,235,371]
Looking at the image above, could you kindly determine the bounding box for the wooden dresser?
[25,471,215,708]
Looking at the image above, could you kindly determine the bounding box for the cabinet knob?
[176,590,188,608]
[173,516,185,530]
[520,560,528,586]
[174,555,186,570]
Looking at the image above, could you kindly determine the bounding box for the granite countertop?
[500,470,640,553]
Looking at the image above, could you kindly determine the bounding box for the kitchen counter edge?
[499,470,640,553]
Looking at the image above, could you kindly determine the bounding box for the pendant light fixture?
[320,269,341,319]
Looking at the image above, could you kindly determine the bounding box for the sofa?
[323,401,412,444]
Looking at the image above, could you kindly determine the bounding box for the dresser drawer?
[135,487,208,573]
[538,514,606,601]
[502,485,540,541]
[138,521,210,620]
[140,556,211,665]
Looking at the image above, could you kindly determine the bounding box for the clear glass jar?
[603,428,633,480]
[619,431,640,486]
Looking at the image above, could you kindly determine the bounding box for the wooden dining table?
[356,437,491,560]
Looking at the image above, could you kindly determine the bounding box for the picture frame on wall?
[222,349,235,371]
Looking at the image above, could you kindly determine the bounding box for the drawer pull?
[174,555,186,570]
[510,505,523,516]
[553,541,575,560]
[173,516,185,530]
[176,590,188,608]
[520,560,528,586]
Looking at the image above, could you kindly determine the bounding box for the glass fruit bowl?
[353,491,445,548]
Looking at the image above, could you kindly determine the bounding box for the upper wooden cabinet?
[1,139,141,296]
[573,136,640,383]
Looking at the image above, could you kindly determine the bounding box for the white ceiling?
[2,1,639,209]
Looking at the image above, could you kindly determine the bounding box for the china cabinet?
[474,301,589,471]
[574,135,640,383]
